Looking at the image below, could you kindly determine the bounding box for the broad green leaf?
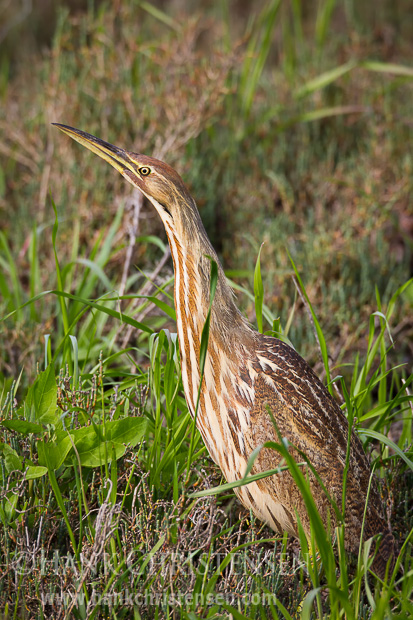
[0,445,22,472]
[69,417,147,467]
[0,492,18,526]
[33,364,58,425]
[1,420,43,435]
[5,454,21,473]
[37,435,73,470]
[73,439,126,468]
[25,465,48,479]
[106,417,148,444]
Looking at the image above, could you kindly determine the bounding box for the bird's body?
[54,123,394,575]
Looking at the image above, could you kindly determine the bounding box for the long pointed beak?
[52,123,135,175]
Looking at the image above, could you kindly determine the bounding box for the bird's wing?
[250,335,367,471]
[241,336,381,529]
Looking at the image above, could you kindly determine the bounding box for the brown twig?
[119,189,143,298]
[118,245,171,350]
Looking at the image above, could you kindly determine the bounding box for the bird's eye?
[139,166,151,176]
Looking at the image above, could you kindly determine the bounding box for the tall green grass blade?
[239,0,281,117]
[386,278,413,320]
[0,290,154,334]
[126,294,176,321]
[69,335,79,388]
[254,243,265,333]
[361,429,413,470]
[273,105,365,129]
[136,235,167,253]
[72,206,124,314]
[291,0,304,45]
[351,283,411,404]
[44,334,51,368]
[273,596,295,620]
[282,13,297,82]
[65,218,80,295]
[301,587,322,620]
[190,460,304,498]
[360,61,413,77]
[44,460,80,567]
[88,536,166,620]
[185,258,218,484]
[73,258,112,290]
[295,60,356,98]
[287,249,332,391]
[0,231,22,320]
[316,0,337,51]
[29,223,40,320]
[137,1,179,31]
[339,379,354,524]
[229,279,275,327]
[375,290,388,409]
[0,258,10,311]
[51,196,70,337]
[221,605,251,619]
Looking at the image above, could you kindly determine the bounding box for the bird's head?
[53,123,250,339]
[53,124,196,233]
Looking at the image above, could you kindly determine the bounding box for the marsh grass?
[1,1,413,618]
[0,202,412,618]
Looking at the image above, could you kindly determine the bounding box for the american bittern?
[54,123,394,575]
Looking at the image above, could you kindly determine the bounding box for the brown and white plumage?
[54,123,394,575]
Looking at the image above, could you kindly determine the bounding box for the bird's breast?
[178,328,299,536]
